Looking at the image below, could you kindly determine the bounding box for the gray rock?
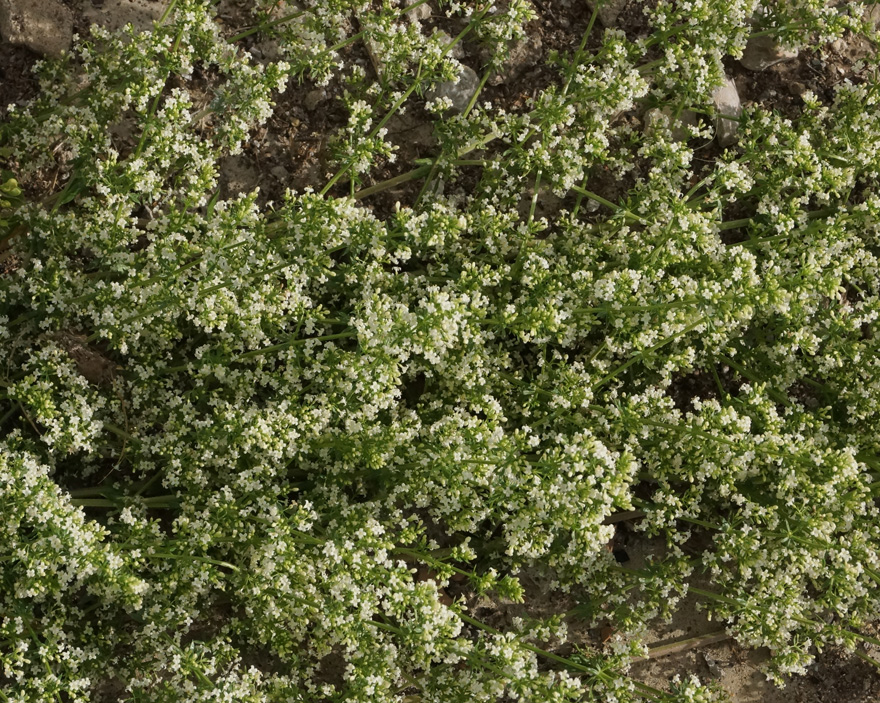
[702,652,723,678]
[427,64,479,114]
[219,155,259,198]
[489,34,541,86]
[386,113,435,148]
[586,0,629,27]
[739,34,798,71]
[787,81,806,97]
[365,36,385,77]
[304,89,325,111]
[433,30,464,60]
[712,76,741,147]
[270,165,289,181]
[254,39,282,62]
[865,3,880,30]
[0,0,73,58]
[405,0,431,23]
[82,0,165,34]
[644,107,699,142]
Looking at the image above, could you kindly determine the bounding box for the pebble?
[866,3,880,30]
[82,0,164,34]
[739,34,798,71]
[405,0,431,23]
[304,89,325,111]
[270,166,289,182]
[586,0,629,27]
[644,107,699,142]
[702,652,723,678]
[426,64,479,114]
[219,155,259,198]
[712,76,741,148]
[489,34,541,86]
[255,39,282,62]
[386,113,435,148]
[433,30,465,60]
[0,0,73,58]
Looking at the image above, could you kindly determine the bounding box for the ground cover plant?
[2,0,880,700]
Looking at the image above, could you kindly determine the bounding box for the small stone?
[739,34,798,71]
[586,0,629,27]
[702,653,723,678]
[304,89,325,111]
[386,113,435,148]
[82,0,165,34]
[788,81,806,97]
[644,107,699,142]
[433,30,464,60]
[426,64,479,114]
[405,0,431,23]
[365,36,385,77]
[489,34,541,86]
[255,39,282,62]
[219,155,259,198]
[865,4,880,30]
[712,76,741,148]
[831,38,846,53]
[270,165,289,181]
[0,0,73,58]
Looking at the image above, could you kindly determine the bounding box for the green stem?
[353,165,431,200]
[322,5,489,196]
[157,329,357,373]
[593,317,707,390]
[228,10,306,42]
[144,552,239,572]
[854,649,880,670]
[320,77,424,195]
[716,354,792,407]
[158,0,179,24]
[687,586,880,649]
[104,422,135,441]
[570,185,649,225]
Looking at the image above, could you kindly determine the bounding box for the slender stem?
[143,552,239,572]
[716,354,792,407]
[571,185,650,225]
[104,422,135,441]
[353,165,431,200]
[322,5,489,196]
[854,649,880,670]
[592,317,707,390]
[228,10,306,42]
[158,0,179,24]
[456,612,667,698]
[320,76,424,195]
[634,630,730,661]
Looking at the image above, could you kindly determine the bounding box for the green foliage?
[0,0,879,700]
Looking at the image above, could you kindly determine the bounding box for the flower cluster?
[1,0,880,700]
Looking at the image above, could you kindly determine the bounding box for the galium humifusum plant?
[1,0,880,700]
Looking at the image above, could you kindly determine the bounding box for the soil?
[2,0,880,700]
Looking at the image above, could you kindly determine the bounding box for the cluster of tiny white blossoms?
[1,0,879,700]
